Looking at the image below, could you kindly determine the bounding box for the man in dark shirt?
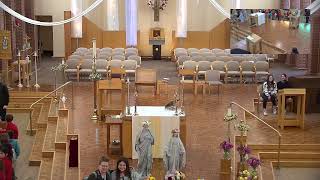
[0,82,9,121]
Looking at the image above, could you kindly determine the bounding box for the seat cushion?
[242,71,255,75]
[227,71,240,75]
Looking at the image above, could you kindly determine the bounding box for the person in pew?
[87,156,112,180]
[0,145,13,180]
[0,82,9,121]
[111,157,143,180]
[262,75,278,116]
[5,114,18,139]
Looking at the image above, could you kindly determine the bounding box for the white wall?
[240,0,280,9]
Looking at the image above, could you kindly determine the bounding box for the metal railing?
[230,101,282,169]
[28,81,72,135]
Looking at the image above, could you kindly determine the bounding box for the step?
[37,99,52,125]
[55,110,68,149]
[10,91,51,97]
[250,144,320,152]
[42,118,58,154]
[259,152,320,160]
[29,127,47,166]
[51,149,66,180]
[9,97,51,103]
[271,161,320,168]
[27,104,43,134]
[38,157,54,180]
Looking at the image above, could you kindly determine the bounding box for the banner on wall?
[0,31,12,60]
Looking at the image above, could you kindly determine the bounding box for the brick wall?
[310,9,320,74]
[281,0,290,9]
[301,0,311,9]
[290,0,301,9]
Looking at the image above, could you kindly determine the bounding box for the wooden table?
[135,68,157,95]
[156,80,168,95]
[277,88,306,129]
[97,79,125,120]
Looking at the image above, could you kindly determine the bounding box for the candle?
[62,59,65,65]
[34,51,37,57]
[17,50,21,57]
[92,38,96,58]
[227,108,232,116]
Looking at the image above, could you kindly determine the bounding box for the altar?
[122,106,186,159]
[250,12,265,26]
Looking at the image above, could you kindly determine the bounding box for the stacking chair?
[125,47,138,54]
[97,53,111,60]
[190,52,201,57]
[78,59,93,81]
[191,55,204,62]
[123,60,137,78]
[205,55,216,62]
[187,48,199,54]
[212,48,225,54]
[68,55,82,60]
[125,51,138,59]
[128,55,142,67]
[112,51,125,56]
[177,56,191,69]
[199,48,211,53]
[72,51,84,56]
[175,51,188,61]
[215,52,228,57]
[217,56,233,63]
[113,48,125,54]
[254,61,269,82]
[182,61,197,71]
[76,47,88,52]
[174,48,187,55]
[197,61,212,79]
[201,52,215,57]
[65,59,81,80]
[112,55,125,61]
[225,61,241,83]
[240,61,255,83]
[100,47,113,54]
[255,54,268,62]
[224,49,231,54]
[83,54,93,60]
[211,61,226,81]
[108,60,124,79]
[205,70,223,95]
[96,60,108,76]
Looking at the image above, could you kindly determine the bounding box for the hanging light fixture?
[71,0,83,38]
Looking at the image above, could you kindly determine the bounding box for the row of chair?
[180,60,269,83]
[65,59,139,82]
[71,47,139,60]
[176,54,268,68]
[174,48,230,55]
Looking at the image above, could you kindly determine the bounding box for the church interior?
[0,0,320,180]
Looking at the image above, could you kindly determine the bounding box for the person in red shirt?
[5,114,18,139]
[0,145,13,180]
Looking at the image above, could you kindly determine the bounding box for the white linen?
[250,12,265,26]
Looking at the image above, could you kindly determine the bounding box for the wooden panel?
[64,11,72,59]
[172,31,210,49]
[209,19,231,49]
[102,31,126,48]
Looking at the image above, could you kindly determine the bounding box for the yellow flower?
[253,176,258,180]
[239,177,244,180]
[149,176,155,180]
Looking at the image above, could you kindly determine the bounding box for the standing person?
[87,156,111,180]
[0,145,13,180]
[111,157,141,180]
[5,114,18,139]
[135,121,154,177]
[0,82,9,121]
[262,75,278,116]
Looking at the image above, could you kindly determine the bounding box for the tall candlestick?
[227,107,232,116]
[17,50,23,88]
[92,38,97,59]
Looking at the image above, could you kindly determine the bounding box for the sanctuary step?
[42,118,58,153]
[29,127,47,166]
[38,157,54,180]
[51,149,67,180]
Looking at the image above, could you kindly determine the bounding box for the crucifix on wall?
[154,0,160,21]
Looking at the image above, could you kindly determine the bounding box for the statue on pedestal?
[163,129,186,176]
[135,120,154,177]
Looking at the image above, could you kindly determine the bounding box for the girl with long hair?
[261,74,277,116]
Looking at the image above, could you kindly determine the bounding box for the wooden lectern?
[246,34,262,54]
[277,88,306,130]
[135,69,157,95]
[97,79,125,120]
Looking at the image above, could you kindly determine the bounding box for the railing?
[230,101,282,169]
[28,81,72,135]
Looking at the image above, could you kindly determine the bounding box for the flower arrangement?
[147,0,169,10]
[247,157,261,170]
[237,145,251,163]
[165,171,186,180]
[238,170,258,180]
[220,140,234,160]
[235,120,249,134]
[224,109,237,122]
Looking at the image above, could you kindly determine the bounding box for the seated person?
[87,156,112,180]
[277,73,290,90]
[5,114,18,139]
[111,157,142,180]
[262,75,277,116]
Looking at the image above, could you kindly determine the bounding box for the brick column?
[310,9,320,74]
[281,0,290,9]
[290,0,300,9]
[25,0,36,51]
[300,0,311,9]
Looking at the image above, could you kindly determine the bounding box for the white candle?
[34,51,37,57]
[62,59,65,64]
[17,51,21,57]
[227,108,232,116]
[92,39,96,58]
